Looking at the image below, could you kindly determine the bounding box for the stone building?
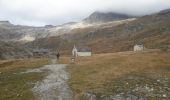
[134,44,144,51]
[72,45,92,57]
[33,49,50,58]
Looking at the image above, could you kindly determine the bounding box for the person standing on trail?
[56,52,60,60]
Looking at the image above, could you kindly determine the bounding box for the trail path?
[30,60,73,100]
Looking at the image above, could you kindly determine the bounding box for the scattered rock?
[31,64,73,100]
[83,93,146,100]
[162,94,167,97]
[84,92,97,100]
[157,79,160,82]
[17,94,20,97]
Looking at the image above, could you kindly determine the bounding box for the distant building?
[72,45,78,57]
[33,49,50,58]
[164,45,170,51]
[134,44,144,51]
[72,45,92,57]
[168,45,170,51]
[168,45,170,49]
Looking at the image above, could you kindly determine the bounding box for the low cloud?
[0,0,170,26]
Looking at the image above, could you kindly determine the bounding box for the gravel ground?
[28,63,73,100]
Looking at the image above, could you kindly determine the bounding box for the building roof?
[134,44,144,47]
[33,49,49,53]
[77,48,91,52]
[73,45,91,52]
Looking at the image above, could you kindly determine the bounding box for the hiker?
[56,52,60,60]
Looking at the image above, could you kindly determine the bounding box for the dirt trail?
[31,63,73,100]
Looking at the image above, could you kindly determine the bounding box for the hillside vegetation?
[38,10,170,55]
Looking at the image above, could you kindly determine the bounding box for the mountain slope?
[35,9,170,55]
[84,12,133,23]
[0,9,170,57]
[0,21,51,42]
[0,41,32,59]
[0,11,135,43]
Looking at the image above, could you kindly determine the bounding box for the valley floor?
[0,50,169,100]
[67,50,170,99]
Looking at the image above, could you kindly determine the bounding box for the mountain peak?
[83,11,133,23]
[0,21,11,25]
[159,8,170,15]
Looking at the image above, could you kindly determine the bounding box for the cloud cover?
[0,0,170,26]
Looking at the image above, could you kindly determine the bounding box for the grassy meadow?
[0,58,50,100]
[67,50,170,99]
[0,50,169,100]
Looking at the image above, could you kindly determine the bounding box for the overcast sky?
[0,0,170,26]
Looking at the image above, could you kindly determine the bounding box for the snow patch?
[20,35,35,42]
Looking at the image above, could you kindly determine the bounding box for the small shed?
[134,44,144,51]
[168,45,170,49]
[33,49,50,58]
[168,45,170,51]
[72,45,92,57]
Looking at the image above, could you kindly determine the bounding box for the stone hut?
[134,44,144,51]
[33,49,50,58]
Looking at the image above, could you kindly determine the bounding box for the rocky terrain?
[0,9,170,58]
[0,21,50,42]
[30,64,73,100]
[0,41,32,59]
[31,9,170,55]
[0,12,134,43]
[83,11,134,23]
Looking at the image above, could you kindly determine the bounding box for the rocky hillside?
[0,9,170,58]
[84,12,133,23]
[0,11,136,43]
[33,9,170,55]
[0,41,32,59]
[158,9,170,15]
[0,21,51,42]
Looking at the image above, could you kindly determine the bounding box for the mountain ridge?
[83,11,134,23]
[0,9,170,58]
[0,11,136,42]
[32,9,170,55]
